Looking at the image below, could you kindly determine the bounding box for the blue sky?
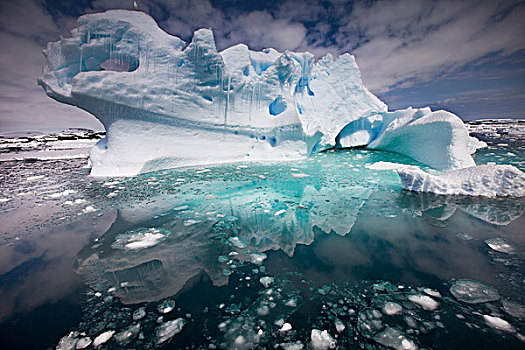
[0,0,524,132]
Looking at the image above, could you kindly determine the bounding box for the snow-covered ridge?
[39,10,477,176]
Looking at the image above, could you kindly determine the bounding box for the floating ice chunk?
[157,300,175,314]
[156,318,186,345]
[0,198,11,203]
[114,324,140,345]
[397,164,525,197]
[228,236,247,249]
[502,299,525,319]
[285,299,298,308]
[27,175,45,181]
[49,189,77,198]
[279,341,304,350]
[75,337,92,349]
[82,206,96,213]
[257,305,270,316]
[365,162,413,171]
[373,327,417,350]
[93,330,115,348]
[280,323,293,332]
[335,320,346,333]
[422,288,441,298]
[111,228,169,250]
[484,238,516,254]
[483,315,515,333]
[310,329,336,350]
[56,331,79,350]
[102,181,119,187]
[449,280,500,304]
[259,276,274,288]
[133,307,146,320]
[291,173,310,178]
[274,209,286,216]
[250,253,267,265]
[382,302,403,315]
[408,295,439,311]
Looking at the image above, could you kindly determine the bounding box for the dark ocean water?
[0,120,524,349]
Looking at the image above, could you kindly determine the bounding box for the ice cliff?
[39,10,479,176]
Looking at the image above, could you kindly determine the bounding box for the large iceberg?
[39,10,478,176]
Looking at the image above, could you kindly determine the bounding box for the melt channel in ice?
[38,10,480,177]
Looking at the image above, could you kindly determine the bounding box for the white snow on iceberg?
[39,10,478,176]
[397,164,525,197]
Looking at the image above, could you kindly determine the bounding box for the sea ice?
[259,276,275,288]
[155,318,186,344]
[483,315,515,333]
[75,337,92,349]
[382,302,403,315]
[407,294,439,311]
[310,329,336,350]
[92,330,115,348]
[39,10,478,176]
[398,164,525,197]
[484,238,516,254]
[449,280,500,304]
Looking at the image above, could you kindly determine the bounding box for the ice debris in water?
[483,315,515,333]
[155,318,186,345]
[75,337,92,349]
[114,324,141,345]
[310,329,336,350]
[228,236,247,249]
[408,295,439,311]
[374,327,418,350]
[502,299,525,319]
[49,189,77,198]
[280,341,305,350]
[133,307,146,320]
[422,288,441,298]
[92,330,115,348]
[449,279,500,304]
[56,331,79,350]
[383,302,403,315]
[111,228,170,250]
[157,300,175,314]
[250,253,267,265]
[484,238,516,254]
[259,276,275,288]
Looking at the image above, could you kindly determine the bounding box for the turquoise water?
[0,128,524,349]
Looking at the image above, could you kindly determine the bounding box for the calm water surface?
[0,123,524,349]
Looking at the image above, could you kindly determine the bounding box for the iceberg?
[39,10,477,176]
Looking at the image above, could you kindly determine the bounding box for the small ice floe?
[274,209,286,216]
[422,288,442,298]
[204,194,215,199]
[365,161,413,171]
[310,329,336,350]
[279,341,304,350]
[26,175,45,181]
[114,324,141,345]
[157,300,175,314]
[102,181,119,187]
[112,228,169,251]
[195,168,211,174]
[374,327,417,350]
[502,299,525,319]
[484,238,516,254]
[257,305,270,316]
[250,253,267,265]
[291,173,310,178]
[133,307,146,321]
[382,301,403,315]
[258,174,266,179]
[483,315,515,333]
[259,276,275,288]
[280,323,293,332]
[107,287,116,293]
[229,236,247,249]
[106,191,118,198]
[285,298,298,308]
[93,330,115,348]
[408,294,439,310]
[334,320,346,333]
[82,206,96,213]
[49,189,77,198]
[449,279,500,304]
[56,331,79,350]
[173,205,189,211]
[76,337,92,349]
[0,198,11,203]
[456,232,473,240]
[155,318,186,345]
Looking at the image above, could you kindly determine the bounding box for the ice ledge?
[397,164,525,197]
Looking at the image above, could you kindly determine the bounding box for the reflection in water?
[75,175,524,306]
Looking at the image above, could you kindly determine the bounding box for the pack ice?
[39,10,479,177]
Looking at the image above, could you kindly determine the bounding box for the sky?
[0,0,524,133]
